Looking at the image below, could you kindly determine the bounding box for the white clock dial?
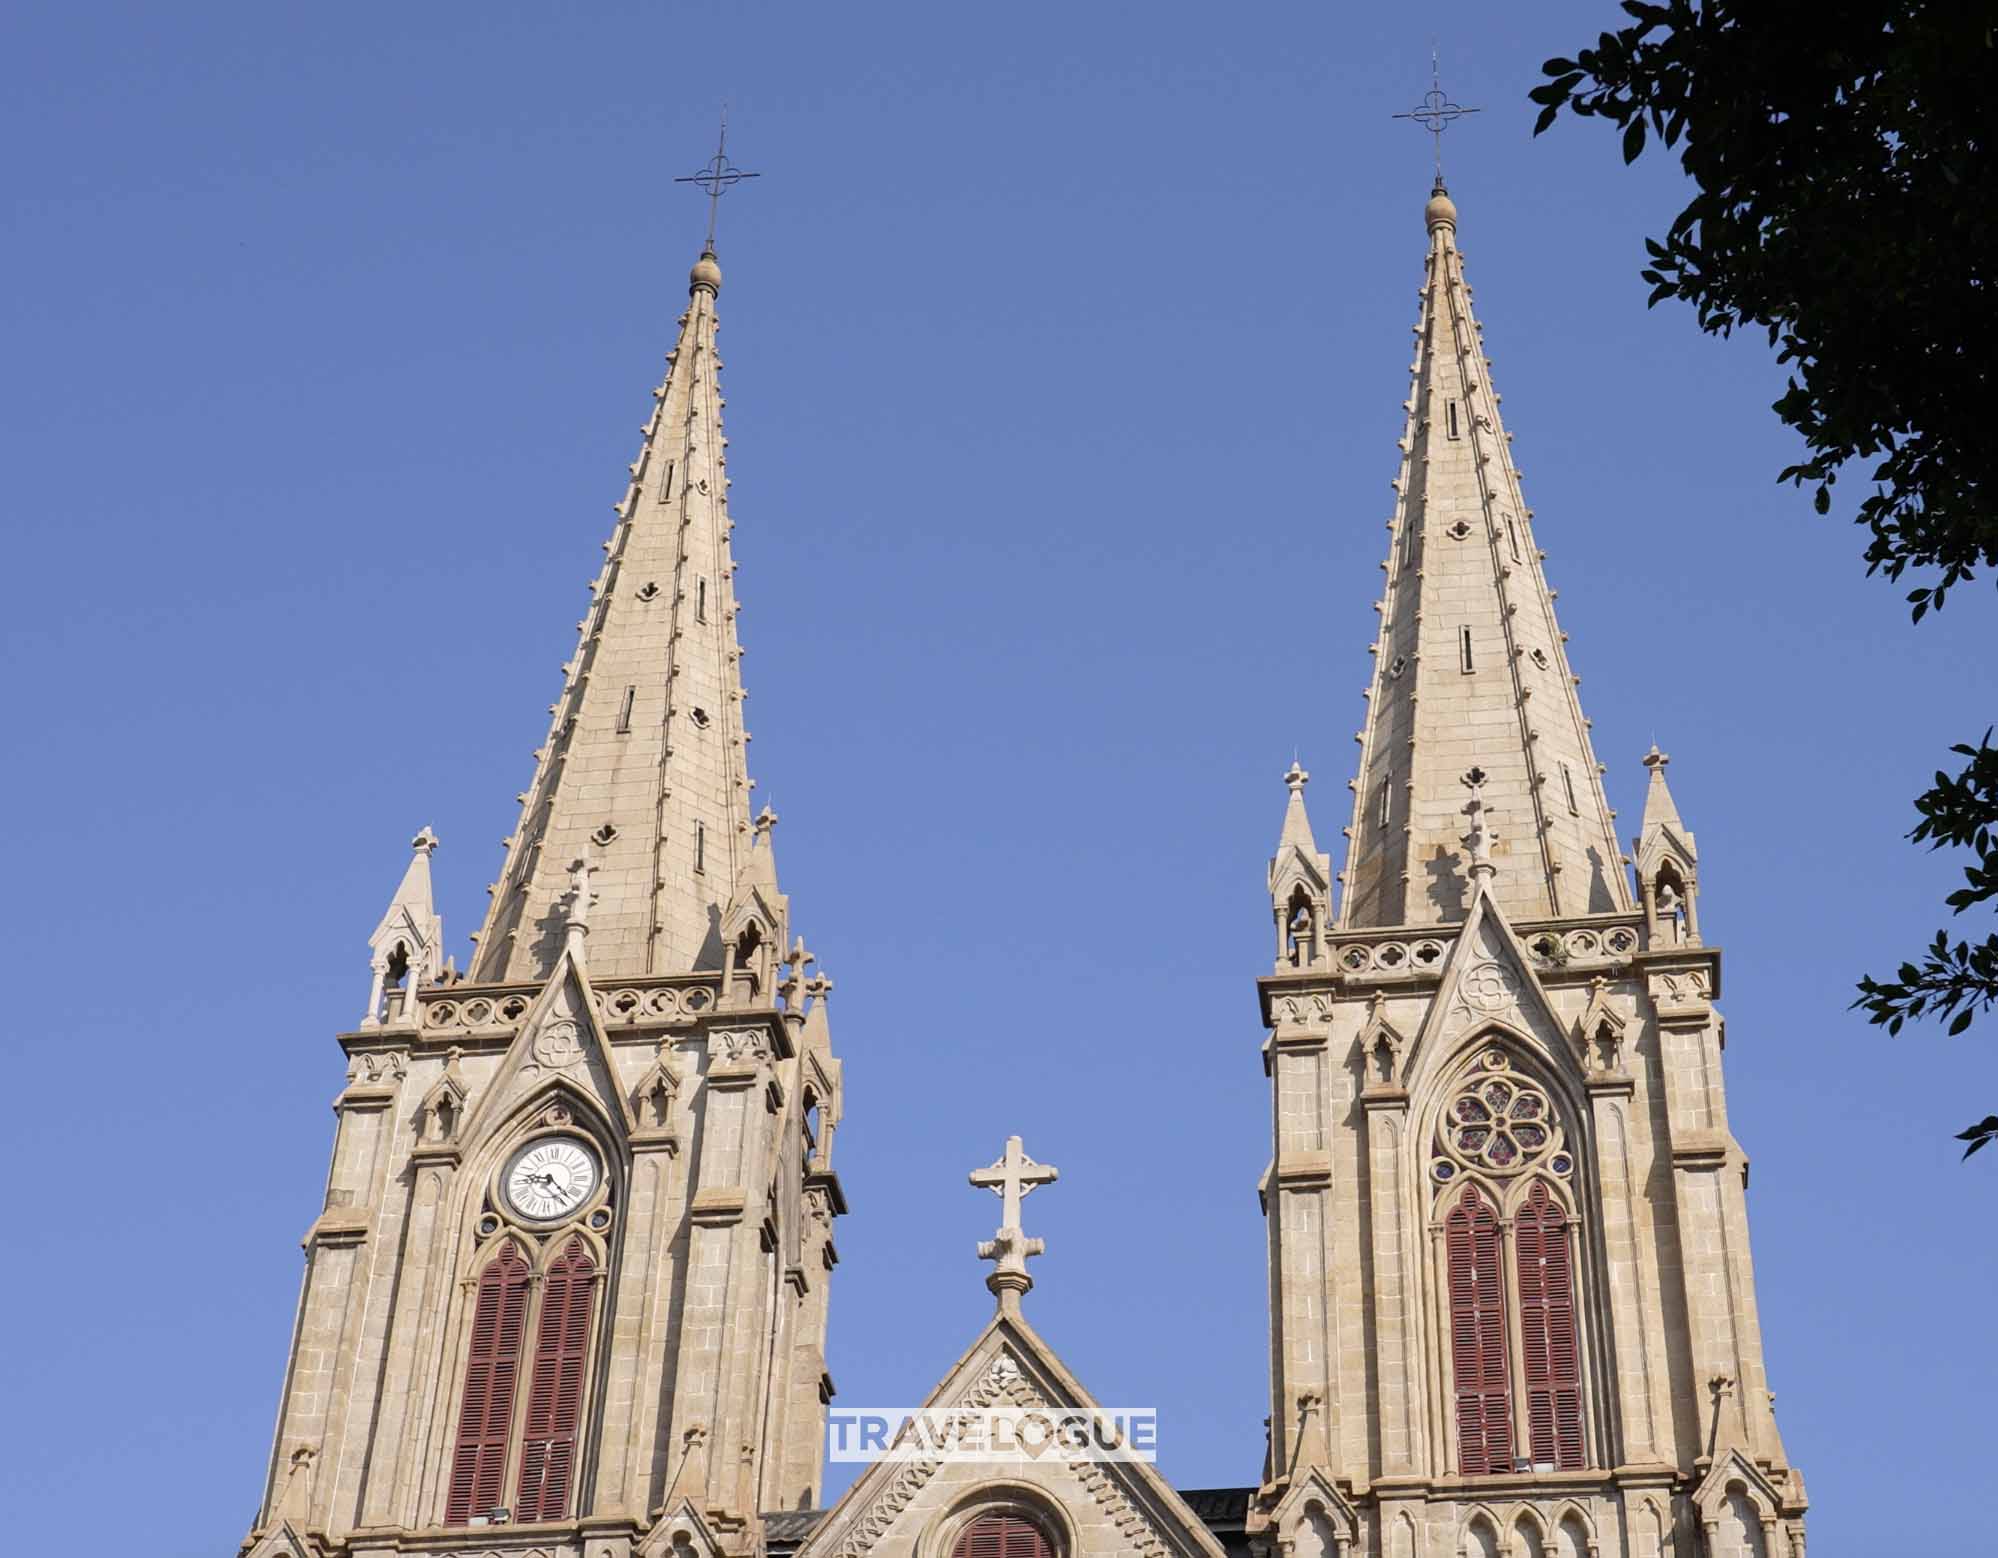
[503,1136,600,1223]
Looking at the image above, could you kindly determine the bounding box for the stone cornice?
[806,1167,849,1216]
[690,1187,748,1225]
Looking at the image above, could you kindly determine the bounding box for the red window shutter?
[1445,1183,1513,1474]
[951,1514,1052,1558]
[514,1236,599,1523]
[1516,1180,1586,1470]
[445,1242,531,1525]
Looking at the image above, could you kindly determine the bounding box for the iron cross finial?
[675,105,762,252]
[1392,51,1482,178]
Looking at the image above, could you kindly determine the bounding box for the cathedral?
[239,175,1809,1558]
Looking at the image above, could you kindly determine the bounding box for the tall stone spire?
[471,248,755,981]
[1338,182,1630,928]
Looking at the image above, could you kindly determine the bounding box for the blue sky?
[5,4,1993,1552]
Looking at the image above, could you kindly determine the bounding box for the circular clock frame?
[497,1132,606,1227]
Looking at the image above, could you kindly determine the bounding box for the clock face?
[503,1136,600,1223]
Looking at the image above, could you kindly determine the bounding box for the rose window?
[1431,1049,1569,1183]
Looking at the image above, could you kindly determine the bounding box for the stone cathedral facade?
[240,184,1807,1558]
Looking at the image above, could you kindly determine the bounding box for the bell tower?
[242,241,847,1558]
[1247,182,1808,1558]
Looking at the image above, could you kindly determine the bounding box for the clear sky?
[5,4,1993,1553]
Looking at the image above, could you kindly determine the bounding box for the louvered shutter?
[445,1242,531,1524]
[514,1236,599,1522]
[950,1514,1053,1558]
[1445,1184,1513,1474]
[1516,1180,1585,1469]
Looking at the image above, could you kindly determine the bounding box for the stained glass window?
[1436,1051,1563,1177]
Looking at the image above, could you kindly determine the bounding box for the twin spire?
[1325,181,1633,929]
[468,249,758,983]
[382,168,1651,988]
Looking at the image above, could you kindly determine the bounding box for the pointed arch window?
[1433,1047,1589,1475]
[445,1242,531,1524]
[1516,1180,1585,1469]
[953,1513,1055,1558]
[514,1235,600,1523]
[1445,1182,1513,1475]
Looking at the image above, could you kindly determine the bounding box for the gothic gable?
[1402,885,1575,1094]
[797,1313,1227,1558]
[641,1498,730,1558]
[454,950,638,1153]
[1264,1468,1359,1554]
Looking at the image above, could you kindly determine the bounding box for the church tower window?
[514,1235,600,1522]
[953,1512,1055,1558]
[1435,1050,1586,1474]
[1445,1182,1513,1475]
[445,1241,531,1525]
[1516,1179,1585,1470]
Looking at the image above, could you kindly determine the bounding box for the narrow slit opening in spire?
[616,686,636,735]
[1460,627,1476,674]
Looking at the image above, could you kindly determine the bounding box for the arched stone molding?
[413,1083,628,1526]
[1414,1030,1615,1478]
[1548,1500,1598,1558]
[920,1482,1078,1558]
[1413,1028,1594,1212]
[1458,1506,1505,1558]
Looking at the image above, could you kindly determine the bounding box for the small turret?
[1634,745,1700,945]
[362,827,444,1027]
[1270,762,1334,969]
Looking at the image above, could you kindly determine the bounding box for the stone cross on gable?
[970,1135,1058,1312]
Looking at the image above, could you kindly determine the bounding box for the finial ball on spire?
[689,249,723,295]
[1425,181,1459,232]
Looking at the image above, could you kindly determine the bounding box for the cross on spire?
[1393,51,1482,178]
[675,106,762,253]
[970,1135,1058,1311]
